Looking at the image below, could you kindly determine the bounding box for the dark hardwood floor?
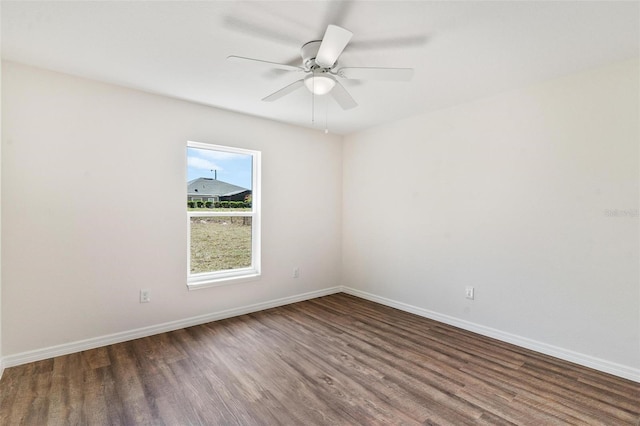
[1,293,639,425]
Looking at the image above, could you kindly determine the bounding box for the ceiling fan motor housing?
[301,40,334,71]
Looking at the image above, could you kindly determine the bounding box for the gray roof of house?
[187,178,249,197]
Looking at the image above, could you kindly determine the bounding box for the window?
[187,141,260,289]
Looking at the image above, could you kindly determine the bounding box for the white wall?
[1,61,342,356]
[342,59,639,373]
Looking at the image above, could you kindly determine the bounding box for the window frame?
[186,141,261,290]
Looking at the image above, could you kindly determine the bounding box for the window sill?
[187,270,261,290]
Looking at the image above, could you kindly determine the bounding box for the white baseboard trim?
[1,286,342,371]
[342,286,640,383]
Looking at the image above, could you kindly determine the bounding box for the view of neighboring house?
[187,177,251,203]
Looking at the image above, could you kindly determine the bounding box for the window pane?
[187,146,253,211]
[190,216,252,274]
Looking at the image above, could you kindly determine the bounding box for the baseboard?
[1,286,342,370]
[342,286,640,383]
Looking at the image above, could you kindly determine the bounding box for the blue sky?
[187,147,252,190]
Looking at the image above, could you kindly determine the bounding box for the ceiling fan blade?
[339,67,414,81]
[263,55,305,79]
[227,56,304,72]
[330,81,357,110]
[262,79,305,102]
[316,25,353,68]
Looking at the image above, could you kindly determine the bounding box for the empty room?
[1,1,639,424]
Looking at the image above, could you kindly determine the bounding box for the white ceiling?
[2,1,638,135]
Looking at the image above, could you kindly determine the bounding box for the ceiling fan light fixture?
[304,74,336,95]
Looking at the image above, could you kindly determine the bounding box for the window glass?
[187,142,260,288]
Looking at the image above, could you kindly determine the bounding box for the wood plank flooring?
[1,293,639,425]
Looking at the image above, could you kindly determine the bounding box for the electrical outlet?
[465,286,475,300]
[293,267,300,278]
[140,289,151,303]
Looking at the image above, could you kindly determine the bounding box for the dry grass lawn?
[189,215,252,273]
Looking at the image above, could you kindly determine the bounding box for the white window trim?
[187,141,261,290]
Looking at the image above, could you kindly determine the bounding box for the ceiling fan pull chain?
[325,97,329,134]
[311,77,315,125]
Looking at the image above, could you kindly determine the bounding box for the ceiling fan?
[228,24,414,110]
